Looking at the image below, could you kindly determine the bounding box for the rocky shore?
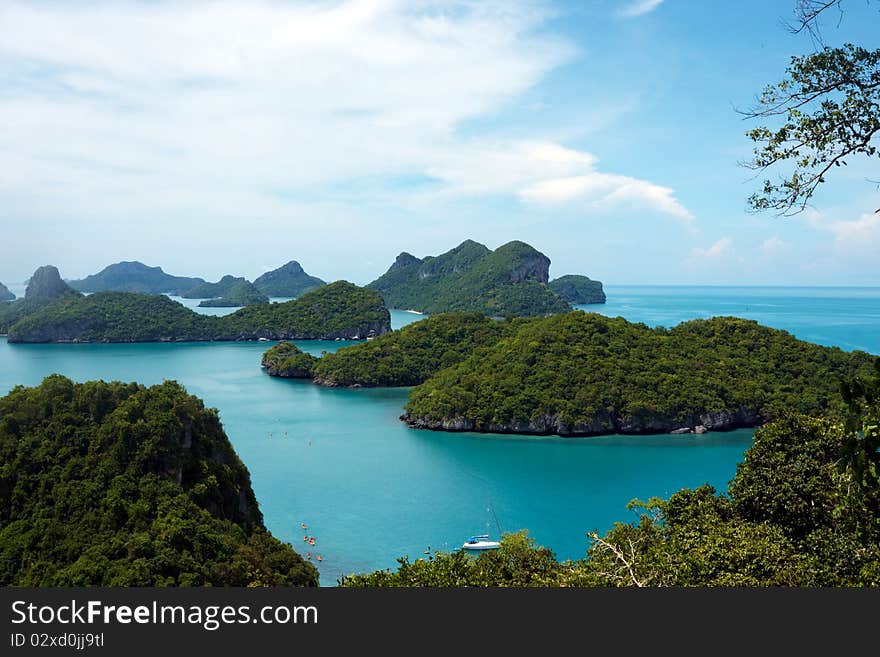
[401,407,765,437]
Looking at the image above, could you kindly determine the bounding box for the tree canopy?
[744,2,879,214]
[0,376,318,586]
[403,312,876,436]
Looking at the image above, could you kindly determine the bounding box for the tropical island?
[0,375,318,586]
[68,260,206,295]
[367,239,601,317]
[0,281,14,302]
[261,310,875,437]
[253,260,326,297]
[261,341,318,378]
[193,278,269,307]
[66,259,327,301]
[549,275,607,305]
[402,313,874,436]
[3,267,390,343]
[181,274,253,298]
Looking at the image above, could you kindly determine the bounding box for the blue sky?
[1,0,878,287]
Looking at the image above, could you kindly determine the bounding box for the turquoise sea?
[1,287,878,585]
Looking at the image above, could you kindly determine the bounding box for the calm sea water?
[1,288,877,585]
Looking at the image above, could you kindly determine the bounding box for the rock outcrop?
[26,265,77,301]
[401,407,764,437]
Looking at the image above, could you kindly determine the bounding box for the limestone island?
[400,312,876,437]
[253,261,326,298]
[195,279,269,307]
[367,239,579,317]
[4,266,390,343]
[549,274,606,305]
[68,260,206,295]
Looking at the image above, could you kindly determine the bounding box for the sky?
[1,0,878,287]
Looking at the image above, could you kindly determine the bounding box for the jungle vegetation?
[0,376,318,586]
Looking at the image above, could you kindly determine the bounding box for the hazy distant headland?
[1,267,390,343]
[66,259,327,304]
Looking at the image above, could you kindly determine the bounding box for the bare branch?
[587,531,646,587]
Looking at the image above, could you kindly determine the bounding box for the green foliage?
[745,43,880,214]
[339,531,562,587]
[6,281,390,343]
[197,280,269,307]
[261,342,318,378]
[404,312,876,435]
[0,375,318,586]
[313,312,527,386]
[253,261,326,297]
[69,261,204,295]
[0,294,78,334]
[549,275,606,304]
[222,281,390,340]
[368,239,572,317]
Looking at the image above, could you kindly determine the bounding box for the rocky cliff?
[26,265,78,300]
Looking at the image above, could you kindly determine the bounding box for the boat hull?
[462,541,500,551]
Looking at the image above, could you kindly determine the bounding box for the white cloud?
[829,213,880,251]
[0,1,573,201]
[519,173,691,219]
[0,0,692,281]
[689,237,733,261]
[619,0,664,18]
[760,236,788,255]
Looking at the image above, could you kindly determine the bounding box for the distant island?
[185,277,269,307]
[69,261,205,295]
[367,239,582,317]
[181,274,250,298]
[0,375,318,586]
[197,280,269,307]
[253,261,326,297]
[0,265,82,333]
[4,267,390,343]
[549,275,606,305]
[0,281,14,302]
[65,259,327,302]
[402,313,876,436]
